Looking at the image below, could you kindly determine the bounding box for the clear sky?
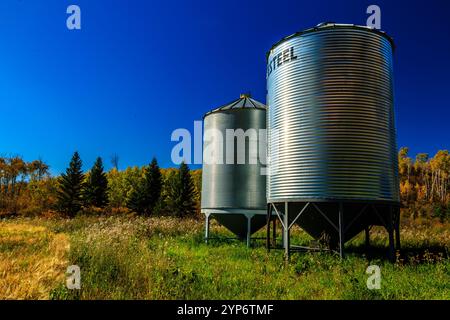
[1,0,449,174]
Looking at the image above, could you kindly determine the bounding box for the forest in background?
[0,153,201,218]
[0,147,449,221]
[398,147,450,220]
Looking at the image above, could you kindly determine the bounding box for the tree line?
[1,148,449,220]
[398,147,450,220]
[0,157,51,214]
[0,152,200,218]
[0,157,49,194]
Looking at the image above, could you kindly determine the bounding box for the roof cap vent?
[240,93,251,99]
[316,22,335,28]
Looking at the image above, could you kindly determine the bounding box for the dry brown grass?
[0,215,448,300]
[0,221,69,299]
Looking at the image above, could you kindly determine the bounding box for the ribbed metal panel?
[201,106,266,211]
[201,96,267,237]
[201,95,267,238]
[267,24,400,203]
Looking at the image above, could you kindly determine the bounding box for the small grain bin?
[201,94,267,246]
[265,23,401,260]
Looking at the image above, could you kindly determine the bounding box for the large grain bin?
[265,23,400,259]
[201,94,267,246]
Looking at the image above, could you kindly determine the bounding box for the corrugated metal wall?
[267,25,399,203]
[202,108,267,210]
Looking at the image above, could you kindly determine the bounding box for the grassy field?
[0,214,449,300]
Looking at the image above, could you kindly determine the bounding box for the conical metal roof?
[204,94,266,117]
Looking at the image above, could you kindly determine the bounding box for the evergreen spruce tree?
[167,161,196,217]
[57,152,84,217]
[144,158,162,214]
[127,157,162,215]
[127,184,145,214]
[83,157,109,208]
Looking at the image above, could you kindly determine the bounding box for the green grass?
[1,215,449,300]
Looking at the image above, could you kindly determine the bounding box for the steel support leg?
[365,226,370,249]
[205,213,210,244]
[395,207,401,250]
[338,203,345,258]
[246,215,253,248]
[266,204,271,251]
[388,207,395,262]
[284,202,290,261]
[272,217,276,247]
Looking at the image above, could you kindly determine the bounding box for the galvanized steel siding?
[267,26,400,202]
[201,108,267,210]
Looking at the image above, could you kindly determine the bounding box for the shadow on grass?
[191,226,449,265]
[346,243,449,264]
[236,234,449,265]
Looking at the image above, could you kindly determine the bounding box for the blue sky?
[0,0,449,174]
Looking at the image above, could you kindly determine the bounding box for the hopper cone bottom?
[212,214,267,239]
